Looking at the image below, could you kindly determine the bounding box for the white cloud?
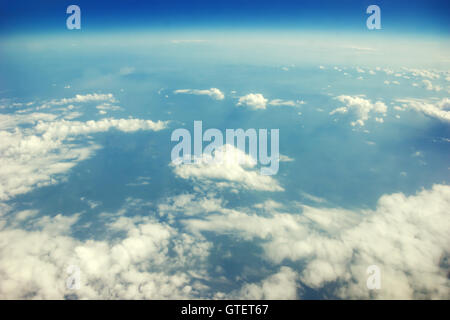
[0,108,168,201]
[48,93,117,106]
[300,192,327,204]
[218,267,299,299]
[182,184,450,299]
[35,117,167,138]
[171,144,283,192]
[402,68,440,80]
[236,93,268,110]
[96,103,122,113]
[396,98,450,123]
[422,80,441,92]
[237,94,304,110]
[279,154,294,162]
[330,95,387,126]
[174,88,224,100]
[0,210,211,299]
[268,99,304,107]
[329,107,348,115]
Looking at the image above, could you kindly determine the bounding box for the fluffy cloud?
[330,95,387,126]
[171,144,283,192]
[35,118,167,138]
[422,80,442,92]
[237,93,268,110]
[218,267,299,299]
[237,94,303,110]
[0,107,168,200]
[181,184,450,299]
[402,68,440,80]
[48,93,117,106]
[174,88,224,100]
[396,98,450,123]
[0,209,211,299]
[268,99,304,107]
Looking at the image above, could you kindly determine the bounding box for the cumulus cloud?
[0,209,211,299]
[402,68,440,80]
[237,93,268,110]
[48,93,117,106]
[174,88,224,100]
[237,94,304,110]
[218,267,299,299]
[396,98,450,123]
[0,108,168,200]
[330,95,387,126]
[35,118,167,138]
[171,144,283,192]
[181,184,450,299]
[422,80,442,92]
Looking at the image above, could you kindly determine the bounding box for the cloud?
[268,99,304,107]
[181,184,450,299]
[0,108,168,201]
[48,93,117,106]
[237,94,304,110]
[300,192,327,204]
[0,208,212,299]
[330,95,387,126]
[35,117,167,138]
[279,154,294,162]
[396,98,450,123]
[218,267,299,299]
[174,88,224,100]
[236,93,268,110]
[402,68,440,80]
[96,103,122,114]
[422,80,442,92]
[171,144,283,192]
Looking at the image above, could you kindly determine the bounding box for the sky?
[0,0,449,300]
[0,0,449,34]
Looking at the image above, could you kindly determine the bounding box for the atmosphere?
[0,0,449,304]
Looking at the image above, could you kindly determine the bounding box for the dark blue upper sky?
[0,0,449,35]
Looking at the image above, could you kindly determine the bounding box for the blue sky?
[1,0,449,35]
[0,0,449,300]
